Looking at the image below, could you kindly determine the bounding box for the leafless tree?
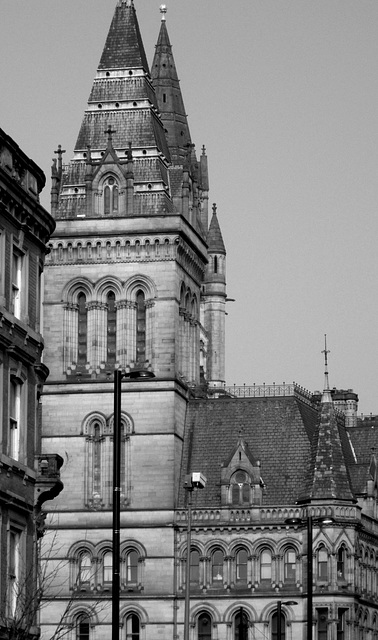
[0,515,103,640]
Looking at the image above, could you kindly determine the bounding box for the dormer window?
[230,470,251,505]
[104,176,119,215]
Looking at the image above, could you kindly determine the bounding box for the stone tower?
[41,1,226,637]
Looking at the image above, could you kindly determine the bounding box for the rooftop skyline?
[1,0,378,414]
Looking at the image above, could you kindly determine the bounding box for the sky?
[1,0,378,415]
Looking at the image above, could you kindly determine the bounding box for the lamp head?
[184,472,207,490]
[285,517,302,526]
[127,369,155,379]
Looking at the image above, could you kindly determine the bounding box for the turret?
[201,203,227,387]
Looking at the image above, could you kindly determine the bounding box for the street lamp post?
[112,369,122,640]
[276,601,298,640]
[112,368,154,640]
[307,516,313,640]
[183,472,207,640]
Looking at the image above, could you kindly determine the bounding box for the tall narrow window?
[78,552,92,586]
[104,177,119,215]
[103,551,112,584]
[284,548,296,582]
[198,613,212,640]
[337,609,347,640]
[235,609,248,640]
[260,549,272,581]
[337,546,346,580]
[77,293,88,367]
[12,250,22,318]
[316,608,328,640]
[136,290,146,364]
[126,614,140,640]
[211,550,224,583]
[190,549,200,584]
[126,550,138,584]
[107,291,116,365]
[213,256,218,273]
[93,422,102,497]
[236,549,248,583]
[7,527,22,617]
[272,611,285,640]
[76,614,90,640]
[9,379,21,460]
[317,547,328,581]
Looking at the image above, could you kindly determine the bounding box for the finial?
[104,124,116,148]
[321,334,332,403]
[160,4,167,21]
[202,145,206,156]
[54,144,66,172]
[212,203,217,215]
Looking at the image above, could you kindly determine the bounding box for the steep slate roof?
[178,395,318,508]
[348,423,378,463]
[74,0,170,161]
[98,0,149,72]
[207,206,226,254]
[299,399,355,503]
[151,15,192,164]
[178,393,358,509]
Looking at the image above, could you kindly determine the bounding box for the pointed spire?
[299,398,355,503]
[321,334,332,403]
[151,7,191,164]
[207,204,226,254]
[98,0,149,71]
[298,337,355,503]
[57,0,172,219]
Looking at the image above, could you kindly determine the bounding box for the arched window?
[190,549,200,584]
[235,608,249,640]
[230,471,250,505]
[260,549,272,581]
[284,548,296,582]
[9,378,22,460]
[104,176,119,215]
[198,613,212,640]
[317,546,328,581]
[78,551,92,586]
[125,614,140,640]
[103,551,112,584]
[236,549,248,583]
[211,549,224,584]
[77,292,88,367]
[107,291,116,365]
[76,613,90,640]
[136,290,146,364]
[337,546,346,580]
[92,421,102,499]
[84,413,132,510]
[126,550,139,584]
[272,610,285,640]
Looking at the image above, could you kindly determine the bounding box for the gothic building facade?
[40,2,378,639]
[0,128,63,639]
